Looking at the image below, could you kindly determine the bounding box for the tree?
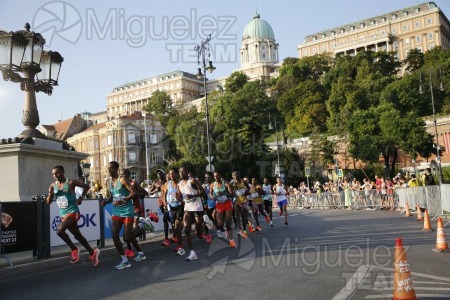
[347,103,434,178]
[224,71,249,93]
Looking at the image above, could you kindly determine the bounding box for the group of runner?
[46,162,290,269]
[156,167,290,261]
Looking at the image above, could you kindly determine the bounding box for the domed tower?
[240,13,279,80]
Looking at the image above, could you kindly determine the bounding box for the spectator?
[424,168,436,186]
[408,174,420,187]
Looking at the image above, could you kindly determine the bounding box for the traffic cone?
[415,205,423,221]
[432,217,449,253]
[392,238,417,300]
[405,203,411,217]
[422,209,433,231]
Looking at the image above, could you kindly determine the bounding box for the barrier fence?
[1,196,163,264]
[1,189,449,264]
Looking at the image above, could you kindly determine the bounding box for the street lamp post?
[142,111,150,183]
[0,23,63,138]
[80,162,91,184]
[269,115,281,177]
[195,34,216,172]
[420,68,444,184]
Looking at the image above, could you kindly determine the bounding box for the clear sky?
[1,0,449,138]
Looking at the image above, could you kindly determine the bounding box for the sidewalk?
[0,231,165,280]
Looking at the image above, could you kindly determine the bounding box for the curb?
[0,232,165,280]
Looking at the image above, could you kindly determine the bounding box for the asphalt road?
[1,209,449,300]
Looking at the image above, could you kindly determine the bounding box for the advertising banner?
[1,202,37,254]
[49,200,100,247]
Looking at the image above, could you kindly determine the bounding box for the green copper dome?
[242,13,275,40]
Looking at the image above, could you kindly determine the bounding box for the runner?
[160,168,184,253]
[262,177,274,227]
[210,171,236,247]
[230,171,250,239]
[159,172,173,247]
[202,172,215,244]
[46,165,100,266]
[250,178,270,231]
[273,176,289,225]
[122,169,148,258]
[178,167,206,261]
[103,161,145,270]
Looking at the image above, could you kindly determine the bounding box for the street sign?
[205,156,214,163]
[275,164,280,176]
[305,167,310,177]
[206,164,215,172]
[338,169,343,178]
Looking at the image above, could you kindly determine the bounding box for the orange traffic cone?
[392,238,417,300]
[415,205,423,221]
[405,203,411,217]
[422,209,433,231]
[432,217,449,253]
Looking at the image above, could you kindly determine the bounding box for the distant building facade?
[66,113,164,185]
[298,2,450,60]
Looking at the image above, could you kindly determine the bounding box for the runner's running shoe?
[134,252,146,261]
[186,250,197,261]
[229,239,236,248]
[90,248,100,267]
[70,248,80,264]
[265,215,270,223]
[256,226,262,231]
[237,230,248,239]
[162,239,170,247]
[176,248,186,256]
[247,222,255,233]
[206,233,212,243]
[115,260,131,270]
[125,249,134,258]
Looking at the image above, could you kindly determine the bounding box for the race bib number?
[251,192,259,198]
[183,194,196,203]
[235,189,246,197]
[216,195,228,203]
[168,194,178,203]
[113,194,126,206]
[56,196,69,209]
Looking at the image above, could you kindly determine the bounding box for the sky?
[1,0,450,138]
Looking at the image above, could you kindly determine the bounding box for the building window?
[415,7,420,13]
[370,20,375,25]
[405,38,410,45]
[381,17,387,23]
[103,156,106,167]
[429,44,435,50]
[331,31,335,36]
[403,25,408,31]
[415,21,421,28]
[108,153,113,163]
[107,135,112,145]
[340,28,345,33]
[150,130,158,144]
[322,33,326,38]
[350,26,355,31]
[416,36,421,42]
[313,36,317,41]
[360,23,365,28]
[392,14,397,19]
[128,151,137,163]
[130,171,137,181]
[392,27,397,33]
[403,11,408,16]
[312,48,317,54]
[427,18,433,25]
[428,32,434,40]
[393,41,398,49]
[127,132,136,144]
[151,151,158,162]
